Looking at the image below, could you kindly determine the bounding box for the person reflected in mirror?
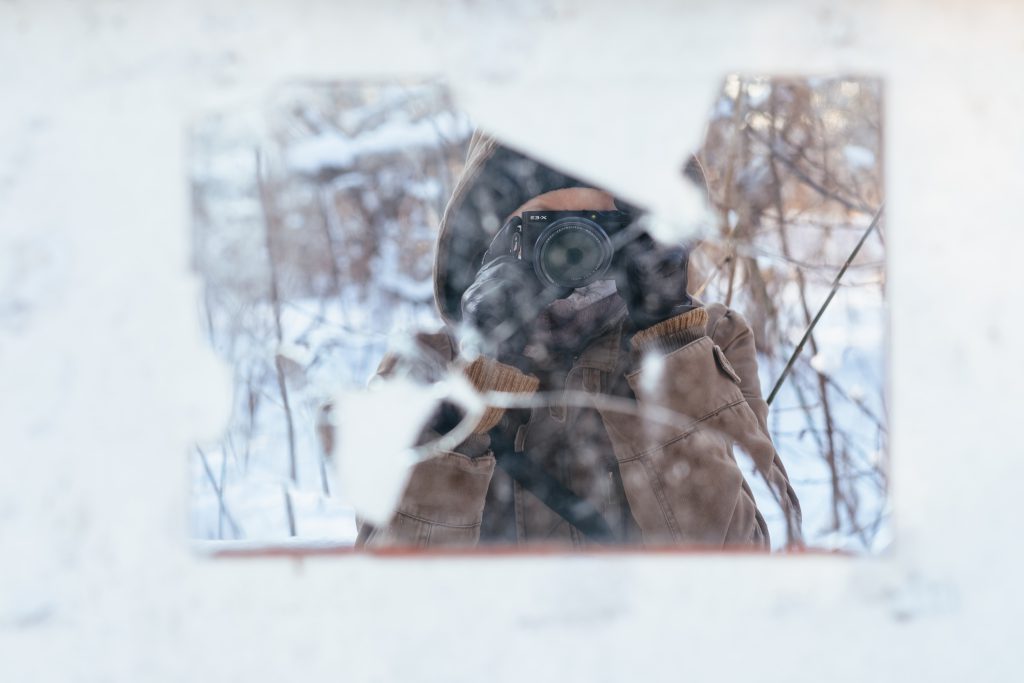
[357,132,803,550]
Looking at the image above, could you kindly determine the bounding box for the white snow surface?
[287,110,471,176]
[4,2,1024,682]
[843,144,876,169]
[334,378,438,526]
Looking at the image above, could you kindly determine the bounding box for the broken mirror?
[189,77,885,553]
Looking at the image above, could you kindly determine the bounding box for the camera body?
[509,210,635,289]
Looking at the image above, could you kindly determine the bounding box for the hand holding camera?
[461,206,696,370]
[460,217,565,367]
[612,231,695,330]
[503,207,695,330]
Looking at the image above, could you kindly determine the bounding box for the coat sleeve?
[596,307,802,548]
[356,334,538,548]
[708,307,804,546]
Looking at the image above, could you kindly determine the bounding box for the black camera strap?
[489,427,615,544]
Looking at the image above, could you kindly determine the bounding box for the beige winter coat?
[357,134,802,549]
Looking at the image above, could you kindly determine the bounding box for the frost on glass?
[189,77,886,554]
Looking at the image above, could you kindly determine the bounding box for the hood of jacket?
[433,131,595,325]
[433,132,710,327]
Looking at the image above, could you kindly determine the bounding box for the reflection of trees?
[697,76,887,550]
[190,84,470,540]
[190,78,886,551]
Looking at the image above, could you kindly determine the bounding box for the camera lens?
[533,218,614,288]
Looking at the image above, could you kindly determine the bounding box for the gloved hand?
[460,254,557,368]
[613,232,696,330]
[461,216,562,367]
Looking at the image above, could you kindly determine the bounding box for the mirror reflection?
[190,77,885,553]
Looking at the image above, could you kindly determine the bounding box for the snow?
[188,81,466,544]
[808,351,834,374]
[333,378,437,526]
[746,80,772,107]
[640,198,713,245]
[844,144,876,169]
[5,2,1024,682]
[638,351,667,395]
[287,110,472,176]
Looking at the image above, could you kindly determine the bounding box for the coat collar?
[573,303,628,373]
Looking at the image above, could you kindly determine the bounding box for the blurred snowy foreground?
[3,3,1024,682]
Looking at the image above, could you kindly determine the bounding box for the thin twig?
[800,356,888,433]
[255,148,299,484]
[317,184,346,296]
[747,126,875,215]
[196,446,242,539]
[763,94,829,541]
[218,440,228,538]
[766,202,884,406]
[282,484,297,537]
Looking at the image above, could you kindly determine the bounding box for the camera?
[508,210,635,289]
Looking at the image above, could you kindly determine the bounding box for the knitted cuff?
[463,356,540,433]
[630,307,709,357]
